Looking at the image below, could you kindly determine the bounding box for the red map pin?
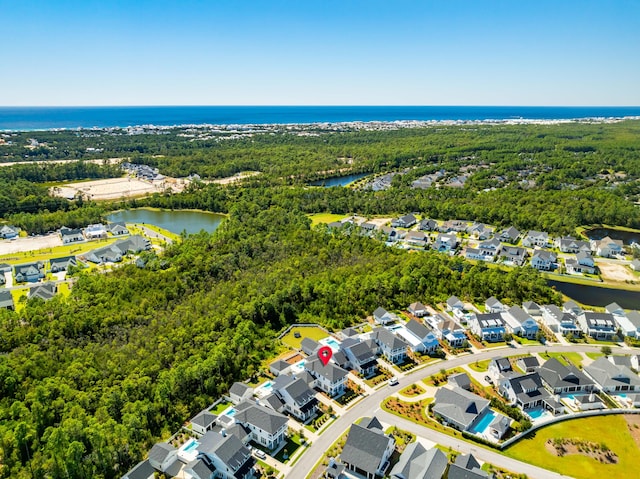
[318,346,333,366]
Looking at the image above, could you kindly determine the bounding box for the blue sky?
[1,0,638,106]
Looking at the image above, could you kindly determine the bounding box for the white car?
[253,448,266,459]
[388,377,399,386]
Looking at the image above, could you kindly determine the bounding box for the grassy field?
[468,359,492,372]
[280,325,329,350]
[0,238,119,264]
[504,415,638,479]
[307,213,348,226]
[129,223,181,243]
[539,352,584,367]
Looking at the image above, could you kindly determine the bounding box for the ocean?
[1,106,639,131]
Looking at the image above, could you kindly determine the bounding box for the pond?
[309,172,369,187]
[106,208,224,235]
[584,227,640,246]
[548,280,640,309]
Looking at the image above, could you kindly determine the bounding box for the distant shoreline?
[2,105,640,132]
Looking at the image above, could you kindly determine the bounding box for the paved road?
[289,343,640,479]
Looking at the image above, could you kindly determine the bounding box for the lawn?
[210,400,232,415]
[280,325,329,350]
[307,213,348,226]
[274,435,304,463]
[504,415,638,479]
[468,359,492,372]
[0,238,119,265]
[129,223,181,243]
[539,352,583,367]
[585,352,605,360]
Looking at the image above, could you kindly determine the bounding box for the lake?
[584,227,640,246]
[107,209,224,235]
[309,173,369,187]
[548,280,640,309]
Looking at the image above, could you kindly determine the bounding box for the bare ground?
[0,234,62,256]
[51,177,187,200]
[598,261,636,282]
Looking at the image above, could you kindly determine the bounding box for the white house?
[433,233,458,252]
[340,417,395,479]
[446,296,464,311]
[234,401,288,450]
[530,249,557,271]
[502,305,539,339]
[485,296,506,313]
[229,382,254,405]
[408,301,428,317]
[305,357,349,396]
[469,313,506,342]
[592,236,624,258]
[431,313,467,348]
[373,307,396,325]
[84,223,108,240]
[399,319,440,354]
[373,327,409,363]
[522,230,550,248]
[577,312,618,340]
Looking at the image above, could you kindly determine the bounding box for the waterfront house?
[502,305,539,339]
[565,251,596,275]
[469,313,506,342]
[234,401,288,450]
[538,358,595,395]
[557,236,591,254]
[577,312,617,340]
[592,236,624,258]
[583,357,640,393]
[107,221,129,236]
[563,301,583,316]
[522,230,550,248]
[340,417,395,479]
[389,443,447,479]
[530,249,556,271]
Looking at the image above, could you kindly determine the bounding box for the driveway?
[288,343,639,479]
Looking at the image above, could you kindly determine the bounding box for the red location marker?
[318,346,333,366]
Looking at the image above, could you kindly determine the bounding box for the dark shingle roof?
[123,459,155,479]
[235,401,288,435]
[306,358,349,383]
[192,411,217,429]
[405,319,431,339]
[340,421,392,477]
[389,442,447,479]
[148,442,175,464]
[229,382,252,397]
[374,327,409,350]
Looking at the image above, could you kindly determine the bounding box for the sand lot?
[208,171,261,185]
[0,234,62,256]
[0,158,124,167]
[598,260,637,282]
[51,177,184,200]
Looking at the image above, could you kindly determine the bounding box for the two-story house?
[502,305,539,339]
[340,417,395,479]
[341,338,379,377]
[373,327,409,363]
[577,312,617,340]
[305,357,349,397]
[234,401,288,451]
[469,313,506,342]
[522,230,550,248]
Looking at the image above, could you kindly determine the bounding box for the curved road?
[289,344,640,479]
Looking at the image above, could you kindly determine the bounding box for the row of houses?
[121,162,164,181]
[60,222,129,244]
[0,282,59,311]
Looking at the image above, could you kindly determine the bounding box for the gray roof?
[627,311,640,328]
[390,442,447,479]
[448,372,472,390]
[485,296,501,308]
[234,401,288,435]
[148,442,175,464]
[491,357,512,373]
[306,357,349,382]
[229,382,252,397]
[341,420,393,477]
[539,358,593,390]
[584,357,640,390]
[192,411,217,429]
[186,457,217,479]
[341,327,358,337]
[226,423,251,443]
[50,255,76,269]
[433,387,489,429]
[123,459,155,479]
[447,296,463,307]
[270,359,290,373]
[605,302,624,314]
[280,377,316,406]
[261,392,285,411]
[405,319,432,339]
[374,327,409,350]
[198,431,253,473]
[374,306,390,320]
[507,305,532,325]
[522,301,540,312]
[475,313,505,329]
[343,339,377,362]
[0,290,15,309]
[505,372,550,405]
[518,356,540,369]
[582,312,616,329]
[301,337,320,355]
[28,282,57,301]
[448,453,491,479]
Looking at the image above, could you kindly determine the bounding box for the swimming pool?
[221,407,237,417]
[527,408,547,420]
[388,325,402,331]
[322,338,341,348]
[470,411,496,434]
[262,381,273,390]
[182,438,200,453]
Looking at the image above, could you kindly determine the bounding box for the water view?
[548,280,640,309]
[309,172,369,187]
[584,227,640,245]
[107,208,224,235]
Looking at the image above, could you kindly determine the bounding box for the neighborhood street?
[289,343,640,479]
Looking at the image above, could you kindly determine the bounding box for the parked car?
[484,375,493,385]
[253,448,266,459]
[388,377,399,386]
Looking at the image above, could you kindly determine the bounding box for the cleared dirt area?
[624,414,640,448]
[0,158,124,167]
[598,261,637,282]
[207,171,261,185]
[51,177,185,200]
[0,234,62,256]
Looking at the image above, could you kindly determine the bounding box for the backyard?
[280,325,329,350]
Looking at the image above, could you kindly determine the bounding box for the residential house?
[121,460,156,479]
[28,282,57,301]
[418,218,438,231]
[565,251,596,275]
[538,358,595,394]
[359,222,377,234]
[627,311,640,338]
[468,223,494,240]
[148,443,179,475]
[340,417,395,479]
[397,320,440,354]
[380,226,400,242]
[448,372,472,391]
[272,375,318,422]
[584,357,640,393]
[14,262,44,283]
[470,313,506,342]
[432,233,458,252]
[372,327,409,363]
[522,230,550,248]
[488,357,513,384]
[0,225,19,239]
[439,220,468,233]
[196,430,256,479]
[389,443,448,479]
[269,359,291,377]
[606,303,636,337]
[516,356,540,373]
[301,338,321,356]
[447,454,493,479]
[466,238,501,262]
[340,327,360,339]
[0,290,15,311]
[391,214,417,228]
[432,386,490,432]
[605,302,625,317]
[341,338,378,377]
[592,236,624,258]
[522,301,541,316]
[556,236,591,254]
[530,249,556,271]
[85,235,151,264]
[404,231,428,247]
[498,245,528,266]
[50,255,77,273]
[184,455,217,479]
[485,297,505,313]
[305,358,349,396]
[431,313,467,348]
[107,222,130,236]
[234,401,288,450]
[191,411,218,436]
[577,312,618,340]
[60,226,84,244]
[498,226,520,244]
[407,301,428,317]
[84,223,108,240]
[229,383,254,405]
[499,372,562,413]
[502,305,539,339]
[446,295,464,311]
[630,259,640,271]
[373,307,396,325]
[563,301,583,316]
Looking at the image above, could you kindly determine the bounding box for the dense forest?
[0,120,639,477]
